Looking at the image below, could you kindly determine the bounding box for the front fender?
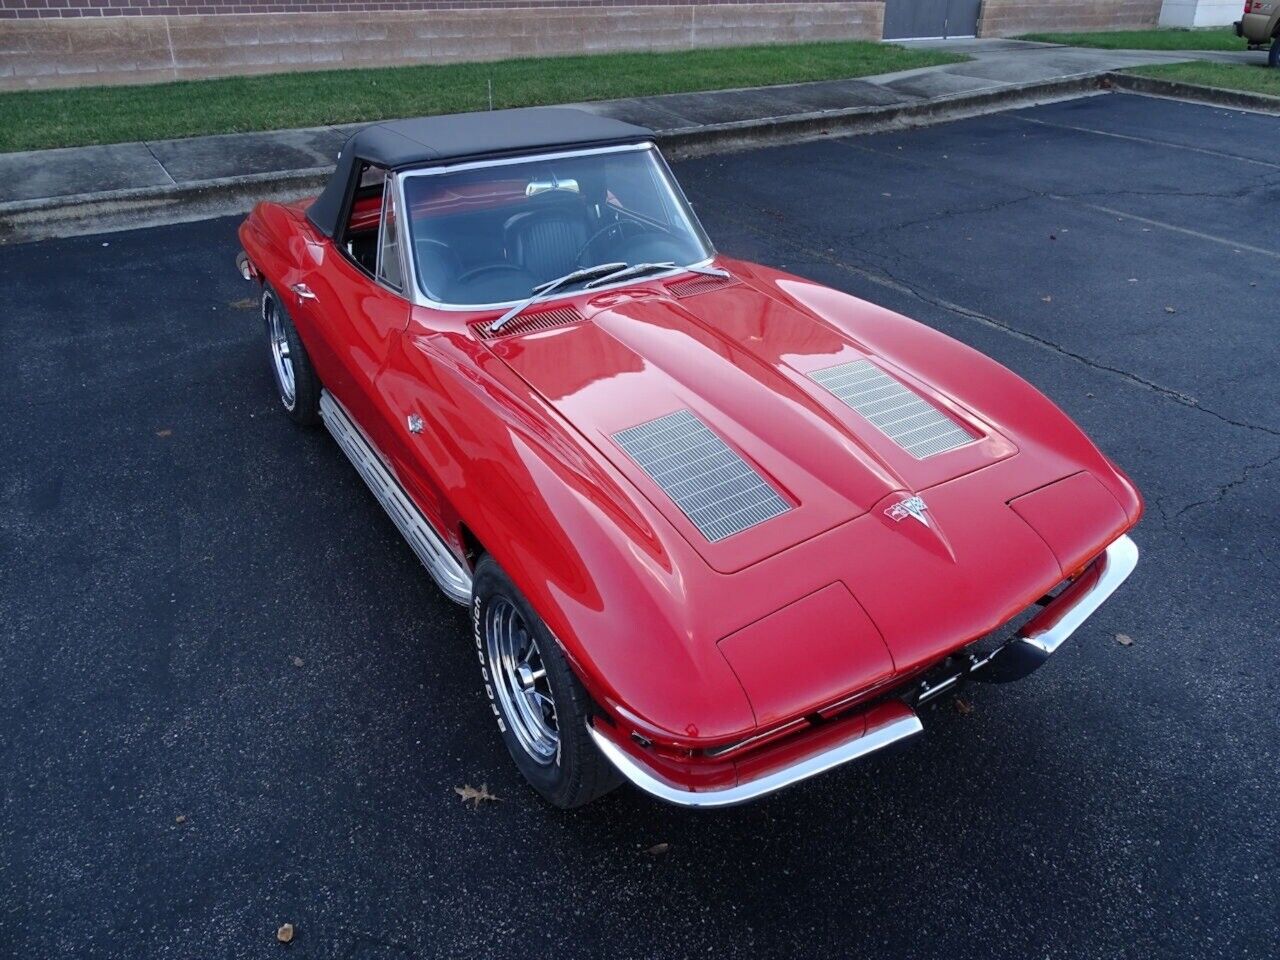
[392,327,758,744]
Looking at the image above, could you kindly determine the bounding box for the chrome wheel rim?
[485,597,558,764]
[264,295,296,408]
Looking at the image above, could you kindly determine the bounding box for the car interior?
[341,165,392,278]
[387,153,707,304]
[339,154,707,305]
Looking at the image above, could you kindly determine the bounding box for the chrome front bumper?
[589,534,1139,808]
[587,708,923,809]
[978,533,1139,684]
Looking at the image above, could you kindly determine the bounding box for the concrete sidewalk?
[1,39,1272,240]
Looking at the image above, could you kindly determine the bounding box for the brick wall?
[0,3,887,90]
[978,0,1164,36]
[1,0,873,18]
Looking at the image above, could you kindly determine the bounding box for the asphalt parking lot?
[2,92,1277,959]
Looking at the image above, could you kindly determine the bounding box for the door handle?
[290,283,317,301]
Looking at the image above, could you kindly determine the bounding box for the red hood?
[486,271,1017,573]
[466,260,1140,741]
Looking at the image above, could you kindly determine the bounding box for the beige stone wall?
[978,0,1163,36]
[0,4,886,92]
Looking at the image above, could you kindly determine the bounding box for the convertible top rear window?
[401,145,713,307]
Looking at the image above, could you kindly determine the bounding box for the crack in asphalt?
[699,193,1280,536]
[841,192,1039,245]
[703,195,1280,442]
[1167,449,1280,521]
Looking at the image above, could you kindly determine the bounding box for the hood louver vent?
[809,360,976,459]
[613,410,790,542]
[476,305,584,340]
[666,273,739,299]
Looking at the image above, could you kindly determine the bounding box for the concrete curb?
[0,72,1121,244]
[0,166,332,244]
[659,73,1111,158]
[1106,71,1280,115]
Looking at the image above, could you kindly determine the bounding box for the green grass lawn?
[1019,27,1245,50]
[1126,61,1280,98]
[0,41,966,154]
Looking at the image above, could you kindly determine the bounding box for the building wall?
[1159,0,1241,28]
[978,0,1164,35]
[0,2,885,91]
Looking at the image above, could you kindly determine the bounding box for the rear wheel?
[261,285,320,425]
[472,555,621,808]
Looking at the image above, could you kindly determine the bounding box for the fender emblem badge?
[885,495,929,526]
[407,414,424,434]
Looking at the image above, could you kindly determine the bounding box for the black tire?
[472,555,621,808]
[1270,36,1280,68]
[261,284,320,426]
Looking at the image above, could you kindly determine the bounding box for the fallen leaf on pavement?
[175,814,186,824]
[276,923,294,944]
[454,784,501,808]
[291,656,304,668]
[645,842,671,856]
[954,697,974,715]
[1116,633,1135,647]
[229,298,257,310]
[1164,306,1177,314]
[156,429,173,438]
[1040,295,1052,303]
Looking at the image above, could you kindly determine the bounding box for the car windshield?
[401,144,713,305]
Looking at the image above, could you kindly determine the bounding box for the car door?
[304,166,411,462]
[365,176,456,537]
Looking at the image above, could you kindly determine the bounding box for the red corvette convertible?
[236,107,1141,808]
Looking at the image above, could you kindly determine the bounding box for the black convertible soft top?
[306,107,652,238]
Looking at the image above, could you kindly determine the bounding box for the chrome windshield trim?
[1018,534,1139,657]
[395,141,716,312]
[586,711,923,809]
[405,141,652,180]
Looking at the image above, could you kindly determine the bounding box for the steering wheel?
[575,218,659,266]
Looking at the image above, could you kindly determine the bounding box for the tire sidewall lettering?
[473,592,506,733]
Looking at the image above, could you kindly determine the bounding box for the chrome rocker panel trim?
[319,389,473,605]
[586,712,924,809]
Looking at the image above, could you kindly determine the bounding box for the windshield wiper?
[489,262,627,334]
[582,261,675,289]
[583,261,731,290]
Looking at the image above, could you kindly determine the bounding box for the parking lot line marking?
[1013,116,1280,171]
[693,194,1280,439]
[1049,197,1280,261]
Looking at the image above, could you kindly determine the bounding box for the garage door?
[883,0,981,40]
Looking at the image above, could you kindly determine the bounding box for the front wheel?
[472,555,621,808]
[261,285,320,425]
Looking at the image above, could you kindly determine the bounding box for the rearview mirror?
[526,178,579,197]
